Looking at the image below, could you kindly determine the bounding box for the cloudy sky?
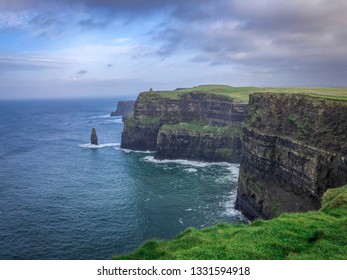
[0,0,346,99]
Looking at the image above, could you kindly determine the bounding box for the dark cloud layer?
[1,0,347,86]
[76,70,87,75]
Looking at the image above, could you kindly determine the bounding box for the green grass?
[161,123,242,137]
[115,185,347,260]
[143,84,347,103]
[125,116,160,127]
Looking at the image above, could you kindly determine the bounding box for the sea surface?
[0,99,245,260]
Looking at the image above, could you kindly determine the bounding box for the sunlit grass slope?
[145,84,347,103]
[115,185,347,260]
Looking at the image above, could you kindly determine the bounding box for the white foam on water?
[184,168,197,173]
[142,156,233,168]
[226,164,240,175]
[105,119,123,124]
[178,218,184,226]
[121,148,155,154]
[215,164,240,183]
[215,175,233,184]
[62,122,71,125]
[89,114,111,119]
[78,143,120,149]
[219,191,246,219]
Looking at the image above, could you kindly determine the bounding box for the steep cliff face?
[121,116,161,151]
[111,100,135,121]
[236,93,347,220]
[121,90,247,155]
[156,123,242,162]
[134,91,247,125]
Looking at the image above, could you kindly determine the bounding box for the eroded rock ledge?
[236,93,347,220]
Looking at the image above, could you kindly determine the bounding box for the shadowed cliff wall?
[236,93,347,220]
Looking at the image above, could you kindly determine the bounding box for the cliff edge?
[121,85,248,162]
[236,93,347,220]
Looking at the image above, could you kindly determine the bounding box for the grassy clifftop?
[115,185,347,260]
[144,84,347,103]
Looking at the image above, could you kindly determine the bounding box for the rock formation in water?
[121,89,247,162]
[236,93,347,220]
[90,128,98,145]
[111,100,135,121]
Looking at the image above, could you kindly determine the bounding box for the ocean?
[0,98,245,260]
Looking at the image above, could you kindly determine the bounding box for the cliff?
[115,184,347,259]
[111,100,135,121]
[236,93,347,220]
[121,86,248,160]
[155,123,242,163]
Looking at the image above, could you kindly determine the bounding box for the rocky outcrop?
[155,124,242,163]
[111,100,135,121]
[91,128,98,145]
[121,90,248,156]
[236,93,347,220]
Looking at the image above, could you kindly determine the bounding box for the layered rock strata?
[236,93,347,220]
[121,91,247,160]
[155,124,242,163]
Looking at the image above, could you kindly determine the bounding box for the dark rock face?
[111,100,135,121]
[236,93,347,220]
[134,91,247,126]
[121,91,248,157]
[121,119,160,151]
[155,125,242,163]
[91,128,98,145]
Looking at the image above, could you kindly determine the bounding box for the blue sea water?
[0,99,245,260]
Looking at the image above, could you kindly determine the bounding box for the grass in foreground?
[115,185,347,260]
[145,84,347,103]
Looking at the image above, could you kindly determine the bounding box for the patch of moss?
[125,116,160,127]
[245,105,263,127]
[115,185,347,260]
[288,113,299,122]
[161,123,241,138]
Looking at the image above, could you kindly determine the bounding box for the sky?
[0,0,347,100]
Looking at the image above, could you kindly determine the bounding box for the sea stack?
[90,128,98,145]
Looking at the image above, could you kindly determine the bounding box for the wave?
[226,164,240,174]
[105,119,123,124]
[78,143,120,149]
[215,175,233,184]
[184,168,198,173]
[219,191,246,220]
[121,148,155,154]
[142,156,235,168]
[89,114,111,119]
